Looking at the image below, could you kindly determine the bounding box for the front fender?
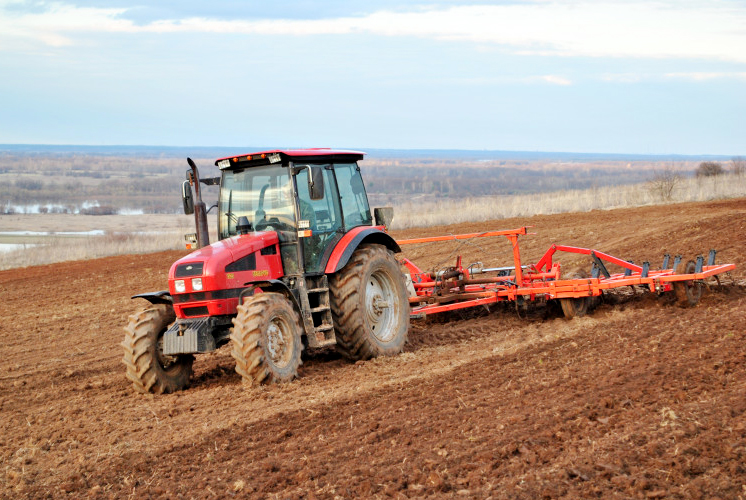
[240,280,302,314]
[131,291,172,305]
[324,226,401,274]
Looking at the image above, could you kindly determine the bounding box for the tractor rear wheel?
[330,244,409,360]
[673,260,702,307]
[122,303,194,394]
[230,292,303,386]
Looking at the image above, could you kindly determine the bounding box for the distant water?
[2,203,144,215]
[0,243,38,253]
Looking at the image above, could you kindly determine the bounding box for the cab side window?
[295,166,341,231]
[334,163,372,229]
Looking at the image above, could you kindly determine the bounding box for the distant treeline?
[0,151,725,215]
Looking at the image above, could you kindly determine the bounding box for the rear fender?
[131,291,172,305]
[324,226,401,274]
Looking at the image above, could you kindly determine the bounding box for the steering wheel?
[255,216,294,232]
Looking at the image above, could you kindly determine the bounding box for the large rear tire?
[122,303,194,394]
[330,244,409,360]
[230,292,303,386]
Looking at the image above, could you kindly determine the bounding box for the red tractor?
[122,149,410,393]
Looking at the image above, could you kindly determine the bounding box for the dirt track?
[1,198,745,499]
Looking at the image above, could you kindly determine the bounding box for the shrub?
[696,161,724,177]
[647,165,681,201]
[731,157,745,176]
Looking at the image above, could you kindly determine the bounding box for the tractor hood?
[168,231,283,298]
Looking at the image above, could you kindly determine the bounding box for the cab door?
[295,166,343,274]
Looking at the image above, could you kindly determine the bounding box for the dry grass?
[0,214,215,270]
[1,174,743,270]
[389,174,746,229]
[0,232,186,270]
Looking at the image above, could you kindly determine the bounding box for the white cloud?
[664,72,746,81]
[540,75,572,86]
[1,0,746,64]
[602,72,746,82]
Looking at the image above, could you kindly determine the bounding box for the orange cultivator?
[399,227,736,319]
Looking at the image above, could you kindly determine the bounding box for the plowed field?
[2,198,745,499]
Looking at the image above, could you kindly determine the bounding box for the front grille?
[172,289,243,304]
[182,306,209,317]
[173,292,206,304]
[175,262,204,277]
[211,288,243,300]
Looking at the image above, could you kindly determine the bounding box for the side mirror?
[374,207,394,228]
[182,180,194,215]
[309,166,324,200]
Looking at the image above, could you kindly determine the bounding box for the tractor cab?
[214,149,374,275]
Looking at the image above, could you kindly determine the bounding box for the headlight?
[191,278,203,291]
[174,279,186,293]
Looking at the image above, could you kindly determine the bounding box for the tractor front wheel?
[330,244,409,360]
[230,292,303,386]
[122,303,194,394]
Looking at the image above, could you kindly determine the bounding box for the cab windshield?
[218,165,295,239]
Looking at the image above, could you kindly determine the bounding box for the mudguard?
[324,226,401,274]
[241,279,303,314]
[131,291,172,305]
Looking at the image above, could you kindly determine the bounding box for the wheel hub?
[156,335,178,369]
[365,271,397,342]
[266,317,292,368]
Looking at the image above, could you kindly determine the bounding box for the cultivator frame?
[399,227,735,318]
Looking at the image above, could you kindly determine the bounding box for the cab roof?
[215,148,365,169]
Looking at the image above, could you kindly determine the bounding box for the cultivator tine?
[696,256,704,273]
[641,262,649,278]
[707,249,717,266]
[662,254,670,269]
[673,255,682,270]
[624,260,634,277]
[590,251,611,279]
[591,264,599,278]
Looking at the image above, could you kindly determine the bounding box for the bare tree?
[731,156,745,176]
[696,161,724,177]
[647,164,681,201]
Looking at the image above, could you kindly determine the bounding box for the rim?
[266,315,294,369]
[365,268,399,342]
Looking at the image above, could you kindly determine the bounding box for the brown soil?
[1,198,745,499]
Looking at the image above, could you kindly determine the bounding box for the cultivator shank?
[399,227,735,318]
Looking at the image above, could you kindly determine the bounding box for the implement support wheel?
[122,303,194,394]
[673,260,702,307]
[559,271,592,319]
[560,296,590,319]
[230,292,303,386]
[330,244,409,360]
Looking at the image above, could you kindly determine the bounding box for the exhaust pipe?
[187,158,210,248]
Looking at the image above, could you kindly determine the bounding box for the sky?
[0,0,744,155]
